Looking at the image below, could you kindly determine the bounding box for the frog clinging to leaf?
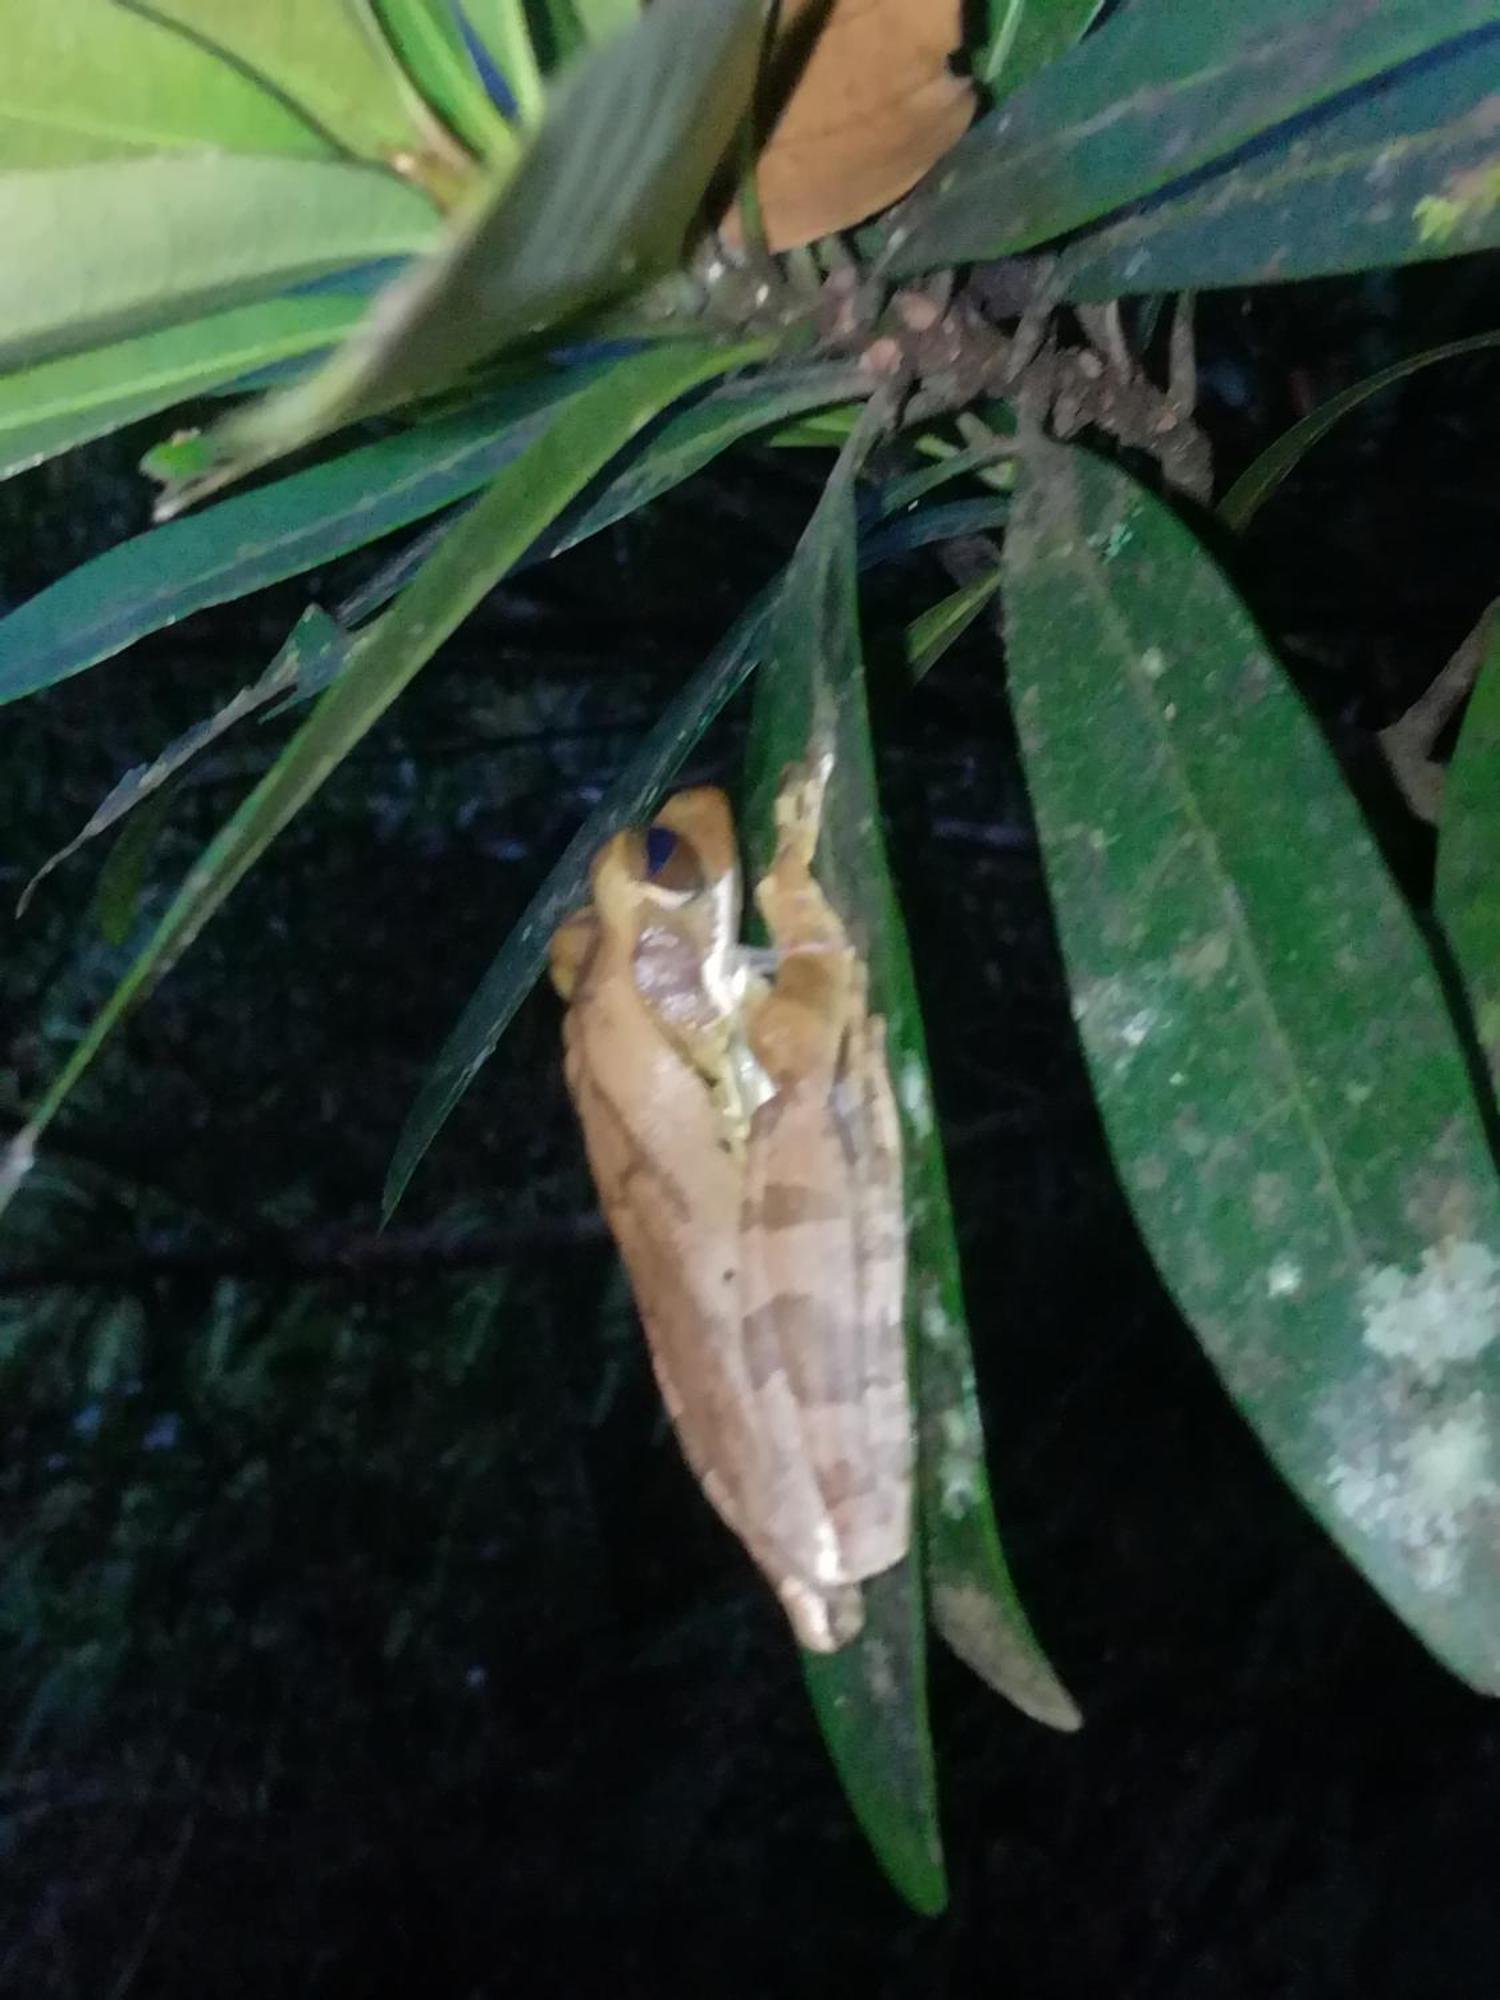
[549,757,912,1651]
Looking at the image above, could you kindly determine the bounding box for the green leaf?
[0,293,364,481]
[456,0,546,123]
[163,0,766,508]
[904,565,1003,681]
[332,361,864,626]
[0,368,600,704]
[1055,30,1500,299]
[134,0,438,168]
[383,590,768,1213]
[880,427,1016,512]
[20,610,349,915]
[0,341,746,1208]
[0,0,333,166]
[979,0,1103,95]
[1003,432,1500,1693]
[799,1570,943,1915]
[886,0,1500,273]
[0,157,436,373]
[572,0,642,41]
[552,363,869,550]
[739,411,946,1913]
[1435,606,1500,1093]
[90,791,177,949]
[372,0,521,161]
[1220,333,1500,532]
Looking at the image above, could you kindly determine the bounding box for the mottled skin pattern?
[548,766,911,1651]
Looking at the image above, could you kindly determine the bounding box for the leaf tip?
[0,1123,40,1223]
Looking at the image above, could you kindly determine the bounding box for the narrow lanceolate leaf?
[884,0,1500,274]
[0,158,436,374]
[741,411,945,1914]
[384,591,770,1215]
[371,0,521,162]
[1003,433,1500,1694]
[979,0,1103,95]
[1435,608,1500,1094]
[1220,333,1500,533]
[0,369,598,704]
[547,364,871,552]
[905,565,1003,682]
[0,294,364,482]
[331,361,864,626]
[0,342,745,1211]
[0,0,332,166]
[752,421,1076,1747]
[454,0,546,124]
[1055,29,1500,300]
[162,0,766,510]
[132,0,441,171]
[19,611,349,914]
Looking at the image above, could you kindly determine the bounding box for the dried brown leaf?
[742,0,973,251]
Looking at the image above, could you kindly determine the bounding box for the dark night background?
[2,267,1499,1996]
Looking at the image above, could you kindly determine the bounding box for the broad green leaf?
[0,369,599,704]
[0,294,364,482]
[20,611,349,915]
[886,0,1500,273]
[905,566,1003,681]
[161,0,766,510]
[980,0,1103,95]
[0,341,744,1214]
[1435,607,1500,1092]
[372,0,521,161]
[135,0,438,170]
[383,482,1015,1210]
[1003,433,1500,1693]
[1220,333,1500,533]
[0,0,331,166]
[1055,31,1500,299]
[740,411,945,1913]
[383,591,769,1216]
[0,157,436,373]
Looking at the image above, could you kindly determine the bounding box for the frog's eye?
[644,822,705,896]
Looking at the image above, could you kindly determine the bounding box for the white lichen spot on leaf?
[1070,972,1167,1072]
[864,1634,897,1705]
[1172,930,1231,988]
[1266,1257,1302,1300]
[1328,1393,1500,1593]
[1359,1239,1500,1379]
[898,1058,933,1138]
[938,1403,982,1519]
[919,1280,956,1347]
